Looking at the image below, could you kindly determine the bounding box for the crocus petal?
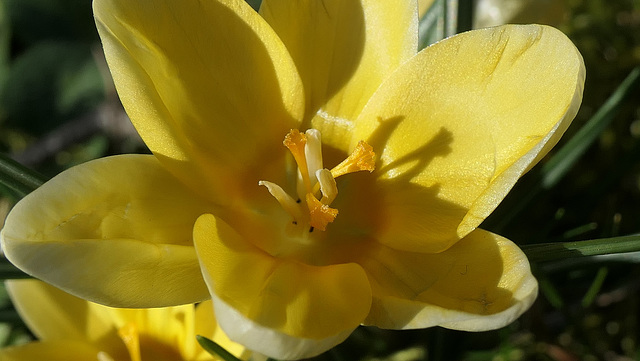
[360,228,538,331]
[0,341,102,361]
[260,0,417,150]
[6,280,130,357]
[107,305,194,357]
[193,214,371,359]
[353,24,584,252]
[6,280,113,344]
[94,0,305,203]
[210,292,353,361]
[1,155,212,307]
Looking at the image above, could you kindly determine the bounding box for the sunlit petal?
[193,214,371,359]
[94,0,305,202]
[261,0,417,150]
[210,292,354,360]
[360,229,538,330]
[353,25,584,252]
[1,155,211,307]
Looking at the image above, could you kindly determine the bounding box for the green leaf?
[523,234,640,263]
[1,41,104,135]
[196,335,243,361]
[0,153,47,197]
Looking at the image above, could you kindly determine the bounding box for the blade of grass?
[538,275,564,308]
[541,66,640,188]
[419,0,447,49]
[0,153,47,198]
[581,266,608,308]
[562,222,598,239]
[523,234,640,263]
[445,0,458,38]
[541,251,640,274]
[196,335,243,361]
[419,0,466,49]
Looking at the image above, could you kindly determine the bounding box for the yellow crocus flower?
[1,0,585,359]
[0,280,248,361]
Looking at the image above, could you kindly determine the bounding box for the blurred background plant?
[0,0,639,360]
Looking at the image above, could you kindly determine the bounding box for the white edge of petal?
[439,273,538,331]
[368,272,538,332]
[365,237,539,331]
[210,292,354,360]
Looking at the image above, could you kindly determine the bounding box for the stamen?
[306,193,338,231]
[259,181,305,222]
[118,323,142,361]
[260,129,375,233]
[284,129,312,193]
[304,129,323,189]
[316,169,338,205]
[331,140,376,178]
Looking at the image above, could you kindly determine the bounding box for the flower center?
[116,323,184,361]
[259,129,375,231]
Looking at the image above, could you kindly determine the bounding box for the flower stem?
[196,335,242,361]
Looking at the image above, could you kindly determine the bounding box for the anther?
[330,141,376,178]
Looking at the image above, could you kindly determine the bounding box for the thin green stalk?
[540,66,640,189]
[538,275,564,308]
[523,234,640,263]
[419,0,447,49]
[419,0,467,49]
[581,267,608,308]
[445,0,459,38]
[196,335,243,361]
[0,153,47,197]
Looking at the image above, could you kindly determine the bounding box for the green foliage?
[196,335,244,361]
[0,41,104,135]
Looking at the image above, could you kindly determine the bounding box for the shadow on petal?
[333,120,469,254]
